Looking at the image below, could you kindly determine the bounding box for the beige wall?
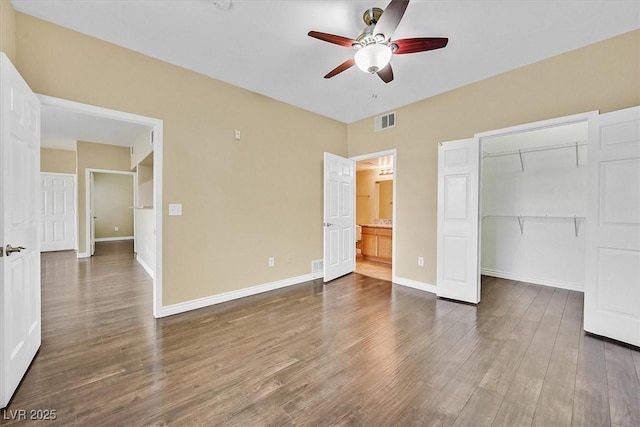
[76,141,132,253]
[93,172,134,239]
[131,128,153,170]
[137,161,153,207]
[41,147,76,174]
[14,13,347,305]
[347,29,640,286]
[0,0,16,62]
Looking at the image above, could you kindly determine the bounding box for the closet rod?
[482,215,585,220]
[482,215,585,237]
[482,140,587,159]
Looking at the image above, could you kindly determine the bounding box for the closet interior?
[480,121,588,291]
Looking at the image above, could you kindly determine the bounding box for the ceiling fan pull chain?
[371,74,378,99]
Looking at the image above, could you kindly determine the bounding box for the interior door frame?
[350,149,397,281]
[37,95,164,318]
[85,168,137,254]
[474,111,598,295]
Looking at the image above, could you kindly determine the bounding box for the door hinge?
[0,246,3,257]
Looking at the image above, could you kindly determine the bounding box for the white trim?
[76,252,90,259]
[392,276,437,294]
[136,254,154,279]
[481,269,584,293]
[475,111,599,140]
[350,149,397,281]
[38,94,164,319]
[160,274,315,317]
[94,236,134,242]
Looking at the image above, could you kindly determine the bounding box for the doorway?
[480,121,588,291]
[86,169,136,256]
[437,112,595,303]
[38,95,164,318]
[351,149,396,281]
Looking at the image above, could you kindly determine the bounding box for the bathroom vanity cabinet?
[361,226,392,264]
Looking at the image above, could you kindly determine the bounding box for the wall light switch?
[234,130,241,140]
[168,203,182,216]
[418,257,424,267]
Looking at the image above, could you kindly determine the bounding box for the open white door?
[584,106,640,346]
[436,138,481,303]
[0,53,41,408]
[90,171,96,256]
[323,152,355,282]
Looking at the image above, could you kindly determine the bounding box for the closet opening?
[479,120,589,292]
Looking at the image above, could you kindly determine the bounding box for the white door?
[584,106,640,346]
[323,152,355,282]
[40,173,75,252]
[436,138,481,303]
[90,171,96,256]
[0,53,41,408]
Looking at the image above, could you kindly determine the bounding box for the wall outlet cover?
[168,204,182,216]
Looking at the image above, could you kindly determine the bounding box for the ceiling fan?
[308,0,448,83]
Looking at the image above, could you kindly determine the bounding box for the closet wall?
[481,122,588,290]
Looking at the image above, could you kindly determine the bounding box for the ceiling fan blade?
[324,59,355,79]
[377,63,394,83]
[392,37,449,54]
[308,31,357,48]
[373,0,410,41]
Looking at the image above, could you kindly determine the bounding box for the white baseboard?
[76,251,90,258]
[160,273,316,317]
[393,275,437,294]
[95,236,134,242]
[136,255,154,279]
[481,268,584,292]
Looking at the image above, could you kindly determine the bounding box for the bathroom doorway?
[352,150,396,282]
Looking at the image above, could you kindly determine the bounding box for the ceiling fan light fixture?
[354,44,392,74]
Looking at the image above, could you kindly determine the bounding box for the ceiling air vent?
[374,111,396,132]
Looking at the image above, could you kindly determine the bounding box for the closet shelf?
[482,214,585,237]
[482,140,586,171]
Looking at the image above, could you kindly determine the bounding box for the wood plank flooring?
[1,241,639,426]
[355,254,391,281]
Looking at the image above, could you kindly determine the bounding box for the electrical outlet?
[114,226,119,232]
[168,204,182,216]
[418,257,424,267]
[268,257,275,267]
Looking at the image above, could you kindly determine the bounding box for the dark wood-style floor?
[2,241,639,426]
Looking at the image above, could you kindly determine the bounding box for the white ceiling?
[40,104,150,150]
[13,0,640,125]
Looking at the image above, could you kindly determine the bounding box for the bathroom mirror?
[376,180,393,220]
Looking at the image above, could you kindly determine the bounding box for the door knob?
[324,222,334,227]
[6,244,26,256]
